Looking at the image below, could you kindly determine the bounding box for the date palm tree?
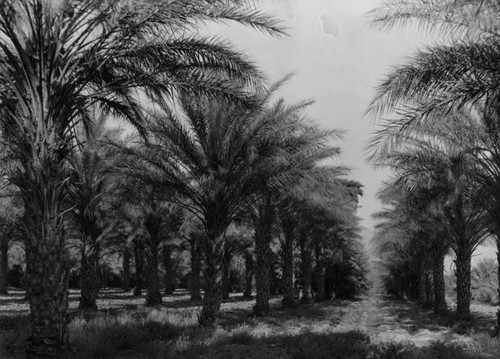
[121,179,183,306]
[249,115,347,315]
[369,0,500,323]
[0,0,282,354]
[295,196,360,304]
[278,178,361,307]
[375,180,451,312]
[68,148,111,310]
[373,122,489,317]
[180,215,206,302]
[118,89,345,325]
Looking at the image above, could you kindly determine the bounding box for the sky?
[209,0,432,241]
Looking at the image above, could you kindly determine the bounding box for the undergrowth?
[1,298,499,358]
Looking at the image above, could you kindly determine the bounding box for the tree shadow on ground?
[384,296,497,334]
[164,329,494,359]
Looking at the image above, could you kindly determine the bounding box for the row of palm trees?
[0,1,363,357]
[368,0,500,329]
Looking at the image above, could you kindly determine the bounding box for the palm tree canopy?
[119,90,343,233]
[369,0,500,39]
[0,0,284,163]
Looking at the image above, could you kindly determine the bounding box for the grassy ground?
[0,288,499,358]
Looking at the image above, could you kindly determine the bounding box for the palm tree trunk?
[455,247,472,319]
[315,245,326,302]
[222,255,230,300]
[425,270,433,307]
[253,225,273,316]
[300,244,312,304]
[121,247,131,292]
[243,253,253,298]
[24,218,69,358]
[417,263,426,305]
[145,240,162,306]
[281,219,295,308]
[199,233,224,326]
[163,245,174,295]
[190,244,202,302]
[316,264,326,302]
[432,253,447,313]
[253,199,275,316]
[79,241,101,310]
[134,244,144,297]
[21,159,71,358]
[270,261,280,295]
[0,235,8,295]
[497,235,500,334]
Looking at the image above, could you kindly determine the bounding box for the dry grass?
[0,289,499,358]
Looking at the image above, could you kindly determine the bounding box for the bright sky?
[211,0,436,242]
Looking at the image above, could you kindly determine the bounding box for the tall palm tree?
[249,112,347,315]
[368,0,500,322]
[118,90,343,325]
[373,123,489,317]
[0,0,282,353]
[68,113,128,310]
[375,180,451,311]
[219,224,252,299]
[278,178,361,307]
[68,149,111,310]
[123,183,183,306]
[181,217,205,302]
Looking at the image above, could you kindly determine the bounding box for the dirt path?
[333,290,493,346]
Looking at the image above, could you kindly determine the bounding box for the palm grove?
[0,1,367,357]
[368,0,500,332]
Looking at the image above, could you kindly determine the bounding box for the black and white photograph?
[0,1,499,358]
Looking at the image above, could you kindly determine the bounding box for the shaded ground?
[0,288,498,358]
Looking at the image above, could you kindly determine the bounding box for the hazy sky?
[211,0,435,241]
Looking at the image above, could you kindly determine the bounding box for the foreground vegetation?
[1,288,498,359]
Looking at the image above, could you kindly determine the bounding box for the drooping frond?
[368,0,500,40]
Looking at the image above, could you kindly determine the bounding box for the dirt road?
[334,291,495,346]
